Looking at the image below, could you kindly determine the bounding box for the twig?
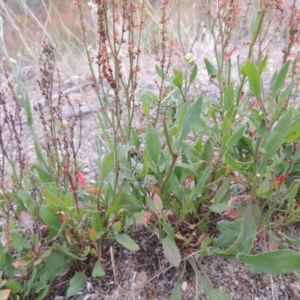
[110,245,118,284]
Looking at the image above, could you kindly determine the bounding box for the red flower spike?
[274,174,285,188]
[77,171,87,187]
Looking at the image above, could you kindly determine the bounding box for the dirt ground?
[3,28,300,299]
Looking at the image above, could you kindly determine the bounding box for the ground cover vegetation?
[1,0,300,299]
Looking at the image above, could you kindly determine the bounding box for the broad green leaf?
[179,95,203,145]
[240,60,251,76]
[63,191,74,208]
[168,172,182,200]
[119,193,141,212]
[66,272,87,297]
[45,250,70,281]
[5,280,21,293]
[146,123,161,165]
[162,235,181,267]
[270,70,278,88]
[169,278,183,300]
[52,243,87,261]
[115,234,140,251]
[100,152,114,179]
[204,58,217,77]
[155,65,164,78]
[187,165,212,204]
[225,125,245,152]
[200,139,214,163]
[173,69,183,89]
[237,249,300,274]
[31,164,53,183]
[221,116,231,148]
[209,202,228,213]
[213,219,242,249]
[215,205,257,257]
[248,62,261,97]
[285,114,300,143]
[39,205,61,232]
[280,81,294,102]
[262,109,293,161]
[43,187,67,208]
[272,60,290,97]
[174,103,189,132]
[189,64,198,84]
[91,213,103,233]
[214,182,229,204]
[258,55,268,76]
[226,154,243,170]
[92,260,105,277]
[4,254,15,278]
[223,85,234,111]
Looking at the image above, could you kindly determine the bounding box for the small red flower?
[60,215,69,222]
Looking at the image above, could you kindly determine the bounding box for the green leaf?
[31,164,53,183]
[115,234,140,251]
[225,154,243,170]
[169,278,183,300]
[204,58,217,77]
[280,81,294,102]
[258,55,268,76]
[66,272,87,297]
[162,235,181,267]
[92,260,105,277]
[225,125,245,152]
[214,182,229,204]
[173,69,183,89]
[4,254,15,278]
[221,116,231,150]
[223,85,234,111]
[146,123,161,165]
[52,243,87,261]
[285,114,300,143]
[91,213,103,233]
[262,109,293,162]
[179,95,203,145]
[100,152,114,179]
[214,219,242,249]
[155,65,164,78]
[248,62,261,97]
[5,280,21,293]
[209,202,228,213]
[24,93,33,127]
[240,60,251,77]
[200,139,214,162]
[43,187,67,209]
[272,60,290,97]
[237,249,300,274]
[189,64,198,84]
[215,205,257,257]
[45,250,70,282]
[187,165,212,204]
[39,205,61,232]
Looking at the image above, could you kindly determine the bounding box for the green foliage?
[1,0,300,299]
